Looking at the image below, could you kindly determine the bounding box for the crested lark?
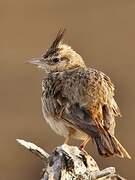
[30,29,131,158]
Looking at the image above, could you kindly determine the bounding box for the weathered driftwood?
[16,139,126,180]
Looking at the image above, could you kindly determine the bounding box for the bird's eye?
[53,58,59,63]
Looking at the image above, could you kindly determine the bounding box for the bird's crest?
[43,29,66,58]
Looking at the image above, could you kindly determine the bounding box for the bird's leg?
[79,136,91,151]
[64,128,76,145]
[64,136,70,144]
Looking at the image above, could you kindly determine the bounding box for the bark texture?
[17,139,126,180]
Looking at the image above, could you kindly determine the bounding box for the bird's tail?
[94,132,131,159]
[111,136,131,159]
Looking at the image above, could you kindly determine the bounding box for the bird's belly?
[41,98,69,137]
[43,114,69,138]
[42,98,88,140]
[43,111,87,140]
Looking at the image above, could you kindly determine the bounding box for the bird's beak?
[28,58,49,72]
[28,58,42,65]
[28,58,45,69]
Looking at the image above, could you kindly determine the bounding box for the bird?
[30,29,131,158]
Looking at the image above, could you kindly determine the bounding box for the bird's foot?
[79,144,88,155]
[79,137,90,155]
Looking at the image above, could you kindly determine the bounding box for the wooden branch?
[17,139,126,180]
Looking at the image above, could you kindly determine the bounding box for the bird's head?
[29,29,86,73]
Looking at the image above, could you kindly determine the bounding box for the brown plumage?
[30,29,131,158]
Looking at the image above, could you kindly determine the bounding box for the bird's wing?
[60,69,124,157]
[101,72,121,118]
[61,68,121,133]
[98,72,121,135]
[62,102,120,157]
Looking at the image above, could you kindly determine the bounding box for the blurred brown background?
[0,0,135,179]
